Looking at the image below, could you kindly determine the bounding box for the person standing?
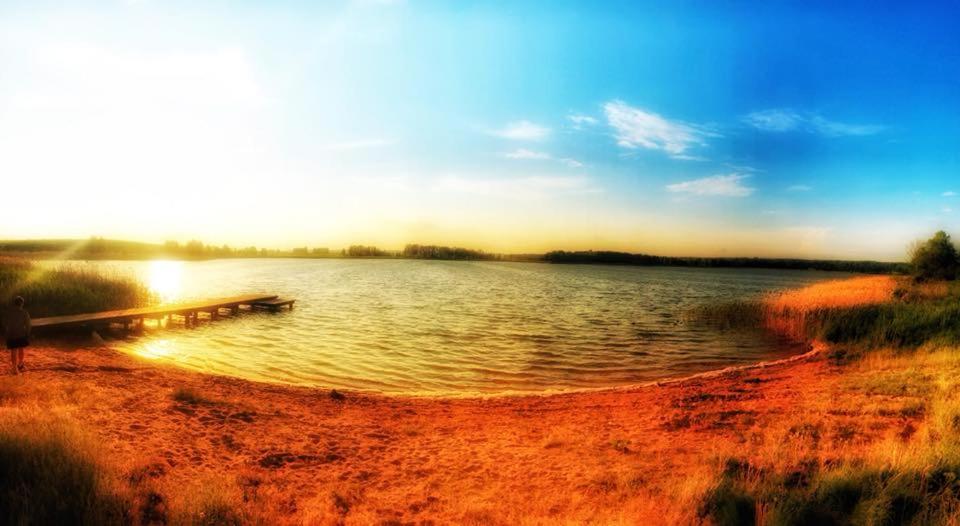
[3,296,31,375]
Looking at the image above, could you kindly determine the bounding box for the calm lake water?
[87,259,846,395]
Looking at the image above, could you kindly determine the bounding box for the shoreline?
[2,337,906,524]
[45,333,823,401]
[3,274,940,524]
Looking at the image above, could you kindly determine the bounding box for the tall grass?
[0,257,155,317]
[0,413,130,525]
[692,278,960,525]
[699,349,960,526]
[689,276,960,348]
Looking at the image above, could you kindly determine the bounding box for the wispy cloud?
[603,100,715,159]
[502,148,583,168]
[743,109,885,137]
[491,120,550,141]
[568,113,598,130]
[787,184,812,192]
[504,148,550,160]
[666,173,754,197]
[944,191,957,197]
[670,154,707,161]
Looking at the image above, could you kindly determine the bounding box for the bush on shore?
[0,257,155,318]
[910,230,959,281]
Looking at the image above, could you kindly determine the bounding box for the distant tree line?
[346,245,392,257]
[12,236,959,277]
[402,244,498,260]
[543,250,909,274]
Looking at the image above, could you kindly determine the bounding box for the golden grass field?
[3,275,960,524]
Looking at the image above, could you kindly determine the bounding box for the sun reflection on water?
[148,261,183,303]
[135,338,175,360]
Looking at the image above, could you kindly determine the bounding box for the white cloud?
[743,109,885,137]
[568,114,598,129]
[26,43,264,108]
[666,173,754,197]
[809,116,885,137]
[945,207,954,214]
[787,184,812,192]
[502,149,583,168]
[670,154,707,161]
[504,148,551,160]
[742,109,804,132]
[491,120,550,141]
[943,191,957,197]
[603,100,715,158]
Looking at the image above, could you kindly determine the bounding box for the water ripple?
[104,260,847,395]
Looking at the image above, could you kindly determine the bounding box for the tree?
[910,231,959,280]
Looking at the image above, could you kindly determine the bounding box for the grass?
[0,257,155,317]
[0,407,260,526]
[699,357,960,525]
[0,412,130,525]
[691,276,960,348]
[691,276,960,525]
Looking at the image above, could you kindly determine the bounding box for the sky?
[0,1,957,260]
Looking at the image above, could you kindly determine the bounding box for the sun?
[147,260,183,303]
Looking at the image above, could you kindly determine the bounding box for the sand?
[0,339,923,525]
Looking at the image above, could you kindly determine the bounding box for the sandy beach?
[0,334,927,525]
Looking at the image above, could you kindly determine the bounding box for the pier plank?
[32,294,278,330]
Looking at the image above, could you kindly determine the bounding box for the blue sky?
[0,1,957,259]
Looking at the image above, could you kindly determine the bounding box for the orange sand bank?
[3,275,934,524]
[1,339,922,525]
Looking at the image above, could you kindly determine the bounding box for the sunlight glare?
[135,338,175,360]
[148,260,183,303]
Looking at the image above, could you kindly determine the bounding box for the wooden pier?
[32,294,294,333]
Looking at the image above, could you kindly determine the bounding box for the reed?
[688,276,960,347]
[0,257,155,317]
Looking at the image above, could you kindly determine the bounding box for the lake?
[91,259,847,395]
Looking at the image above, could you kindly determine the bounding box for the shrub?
[172,387,217,405]
[910,231,959,281]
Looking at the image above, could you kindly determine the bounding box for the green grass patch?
[701,459,960,526]
[0,257,155,317]
[810,302,960,349]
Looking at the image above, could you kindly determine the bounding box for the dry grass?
[761,275,898,339]
[696,346,960,525]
